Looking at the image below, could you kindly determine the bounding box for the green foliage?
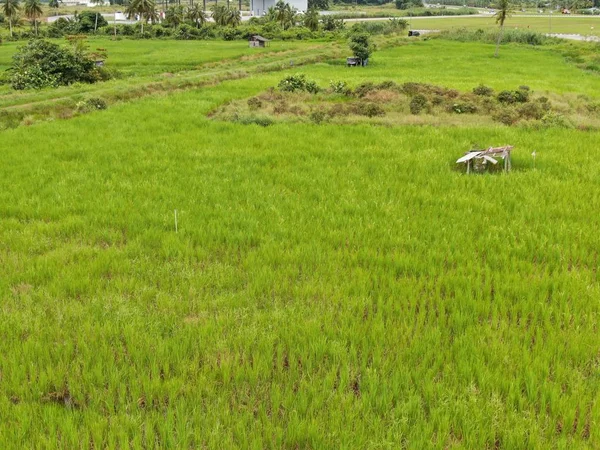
[473,84,494,96]
[77,10,109,33]
[76,97,108,113]
[348,31,374,63]
[329,79,351,95]
[409,93,428,114]
[277,73,319,93]
[10,39,106,90]
[321,15,344,31]
[308,0,329,10]
[395,0,423,9]
[303,7,320,31]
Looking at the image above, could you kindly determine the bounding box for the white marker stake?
[175,209,178,233]
[532,151,536,170]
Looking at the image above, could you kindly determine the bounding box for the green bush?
[354,82,375,98]
[473,84,494,96]
[355,102,385,117]
[309,110,326,124]
[450,102,477,114]
[329,80,351,95]
[409,94,428,114]
[10,39,107,90]
[277,74,320,93]
[247,97,263,110]
[76,97,108,113]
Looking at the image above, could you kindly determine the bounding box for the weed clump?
[473,84,494,96]
[278,74,319,93]
[410,94,428,114]
[247,97,262,110]
[76,98,108,113]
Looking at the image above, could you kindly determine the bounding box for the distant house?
[250,0,307,16]
[249,35,269,48]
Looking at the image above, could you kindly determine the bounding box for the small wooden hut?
[249,35,270,48]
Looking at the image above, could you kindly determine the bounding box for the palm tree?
[273,0,295,29]
[186,3,206,28]
[125,0,156,33]
[24,0,42,35]
[210,3,227,25]
[1,0,20,37]
[303,7,319,31]
[494,0,511,57]
[91,0,103,32]
[165,4,185,26]
[226,6,240,26]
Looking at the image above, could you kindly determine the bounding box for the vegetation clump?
[277,74,319,93]
[214,77,597,129]
[10,39,110,90]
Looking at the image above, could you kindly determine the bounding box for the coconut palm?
[165,4,185,26]
[210,3,228,25]
[303,7,319,31]
[1,0,20,37]
[226,7,240,26]
[24,0,42,35]
[186,3,206,28]
[494,0,512,57]
[125,0,156,33]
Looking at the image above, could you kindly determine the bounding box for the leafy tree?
[307,0,328,10]
[49,0,62,9]
[10,39,105,89]
[125,0,156,33]
[302,7,319,31]
[186,4,206,28]
[24,0,42,35]
[348,30,373,64]
[494,0,511,57]
[1,0,19,37]
[77,10,108,32]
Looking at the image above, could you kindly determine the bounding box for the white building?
[250,0,307,16]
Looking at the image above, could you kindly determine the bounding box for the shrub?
[409,94,428,114]
[395,0,423,9]
[473,84,494,96]
[76,11,109,33]
[493,108,520,125]
[10,39,108,90]
[497,90,516,104]
[354,102,385,117]
[278,74,319,93]
[247,97,262,110]
[309,110,326,124]
[76,97,107,113]
[330,80,351,95]
[541,112,572,128]
[354,82,375,98]
[518,102,544,120]
[450,102,477,114]
[348,31,374,63]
